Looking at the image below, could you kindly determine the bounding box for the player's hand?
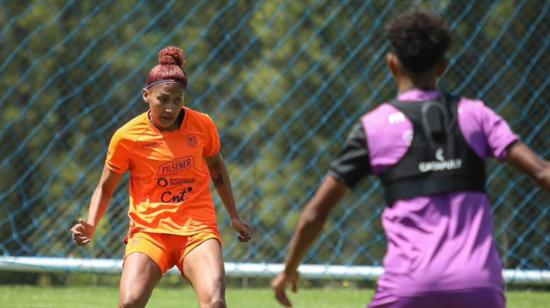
[70,218,96,246]
[272,268,299,307]
[231,217,253,243]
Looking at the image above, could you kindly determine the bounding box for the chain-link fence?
[0,0,548,280]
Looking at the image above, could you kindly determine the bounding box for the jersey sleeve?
[327,122,372,189]
[203,114,221,157]
[105,130,131,174]
[478,102,520,160]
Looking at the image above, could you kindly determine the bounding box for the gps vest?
[379,94,486,205]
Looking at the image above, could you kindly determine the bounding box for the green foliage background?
[0,0,548,273]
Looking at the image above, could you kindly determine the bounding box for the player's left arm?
[205,153,253,242]
[477,102,550,191]
[506,142,550,191]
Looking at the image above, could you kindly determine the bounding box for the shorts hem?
[178,235,222,277]
[123,251,165,274]
[182,235,221,258]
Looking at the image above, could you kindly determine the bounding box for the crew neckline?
[146,107,187,133]
[397,89,441,102]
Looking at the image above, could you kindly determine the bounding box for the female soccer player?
[272,11,550,308]
[71,46,253,308]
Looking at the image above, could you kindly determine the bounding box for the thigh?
[119,253,162,306]
[182,238,225,301]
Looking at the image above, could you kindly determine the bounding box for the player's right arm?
[71,165,123,246]
[272,175,348,307]
[506,142,550,192]
[272,122,370,306]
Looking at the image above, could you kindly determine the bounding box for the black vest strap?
[379,93,486,205]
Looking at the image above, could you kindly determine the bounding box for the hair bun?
[158,46,185,68]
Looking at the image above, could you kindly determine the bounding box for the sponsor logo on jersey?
[157,177,196,187]
[388,112,406,124]
[418,148,462,172]
[158,157,194,176]
[161,187,194,203]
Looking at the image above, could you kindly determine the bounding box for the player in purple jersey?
[272,11,550,308]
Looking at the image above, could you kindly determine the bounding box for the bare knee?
[199,286,226,308]
[199,296,226,308]
[119,291,149,308]
[210,298,226,308]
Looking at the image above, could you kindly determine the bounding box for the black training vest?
[379,93,486,205]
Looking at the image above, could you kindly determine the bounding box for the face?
[143,82,186,131]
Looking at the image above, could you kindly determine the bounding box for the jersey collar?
[146,107,187,133]
[397,89,441,102]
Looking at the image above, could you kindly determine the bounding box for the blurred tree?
[0,1,547,279]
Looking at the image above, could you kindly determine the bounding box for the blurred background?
[0,0,548,289]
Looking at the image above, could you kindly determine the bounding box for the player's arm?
[205,152,253,242]
[273,122,370,306]
[286,176,348,271]
[71,165,123,246]
[272,176,348,306]
[477,102,550,191]
[506,142,550,191]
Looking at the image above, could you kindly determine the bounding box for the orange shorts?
[124,229,222,275]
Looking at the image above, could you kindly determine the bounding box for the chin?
[159,122,176,130]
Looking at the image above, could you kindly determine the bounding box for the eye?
[174,97,182,104]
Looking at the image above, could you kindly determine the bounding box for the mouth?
[159,115,175,122]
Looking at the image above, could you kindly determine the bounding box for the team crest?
[186,135,198,148]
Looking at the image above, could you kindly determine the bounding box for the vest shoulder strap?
[379,93,486,205]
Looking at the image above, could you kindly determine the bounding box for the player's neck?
[397,75,437,94]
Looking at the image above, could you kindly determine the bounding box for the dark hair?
[385,11,451,74]
[146,46,187,89]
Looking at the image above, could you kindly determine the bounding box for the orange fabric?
[124,229,222,275]
[106,107,221,235]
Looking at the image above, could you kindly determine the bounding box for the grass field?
[1,286,549,307]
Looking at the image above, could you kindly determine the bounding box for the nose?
[164,102,177,113]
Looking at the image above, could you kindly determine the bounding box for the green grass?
[1,286,549,307]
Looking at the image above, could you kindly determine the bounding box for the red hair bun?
[158,46,185,68]
[145,45,188,89]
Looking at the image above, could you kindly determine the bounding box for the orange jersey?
[106,107,221,235]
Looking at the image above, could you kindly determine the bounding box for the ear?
[436,58,449,77]
[142,88,150,104]
[386,53,399,78]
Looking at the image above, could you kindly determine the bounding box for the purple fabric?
[362,89,518,305]
[368,287,505,308]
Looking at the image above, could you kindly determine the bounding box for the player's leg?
[182,238,226,308]
[119,252,162,308]
[119,232,171,308]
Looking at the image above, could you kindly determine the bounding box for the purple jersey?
[330,89,518,307]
